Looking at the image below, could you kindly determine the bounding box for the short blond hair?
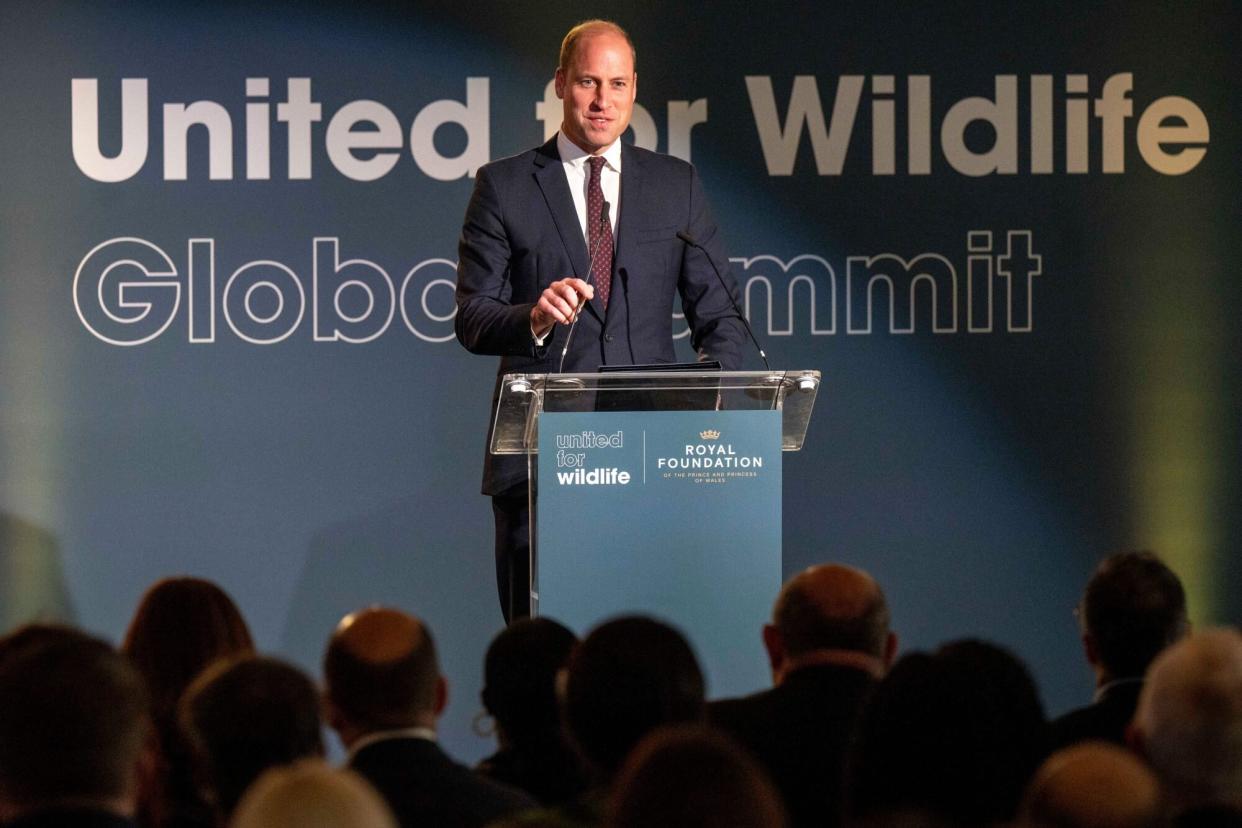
[231,760,397,828]
[1134,627,1242,807]
[558,20,636,73]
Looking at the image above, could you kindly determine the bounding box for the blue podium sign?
[537,409,782,698]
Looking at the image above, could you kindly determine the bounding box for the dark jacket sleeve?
[677,165,749,370]
[455,164,545,359]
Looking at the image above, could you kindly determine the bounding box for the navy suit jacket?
[709,663,878,828]
[349,737,535,828]
[1048,679,1144,750]
[1,808,136,828]
[456,137,748,495]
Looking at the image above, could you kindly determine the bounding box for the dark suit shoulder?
[2,809,136,828]
[710,664,876,732]
[476,138,556,180]
[1048,701,1130,749]
[709,665,877,828]
[622,144,698,198]
[350,738,535,828]
[622,142,693,173]
[1175,806,1242,828]
[1049,681,1143,750]
[478,139,694,179]
[709,679,780,715]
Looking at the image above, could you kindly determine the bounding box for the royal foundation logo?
[657,429,766,486]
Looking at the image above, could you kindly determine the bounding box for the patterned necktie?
[586,155,614,309]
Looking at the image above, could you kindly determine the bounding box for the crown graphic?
[700,429,721,440]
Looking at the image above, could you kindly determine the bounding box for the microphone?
[676,230,769,370]
[558,201,612,372]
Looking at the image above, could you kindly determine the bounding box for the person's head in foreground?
[230,760,397,828]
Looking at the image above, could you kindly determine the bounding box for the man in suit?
[0,625,150,828]
[1049,551,1188,749]
[455,20,749,622]
[709,564,897,828]
[322,607,535,828]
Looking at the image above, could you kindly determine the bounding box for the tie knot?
[587,155,605,179]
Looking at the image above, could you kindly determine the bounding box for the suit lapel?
[532,138,604,322]
[610,143,644,321]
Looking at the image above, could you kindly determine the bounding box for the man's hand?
[531,277,594,338]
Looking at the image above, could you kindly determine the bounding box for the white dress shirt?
[556,130,621,240]
[346,726,437,763]
[532,133,623,345]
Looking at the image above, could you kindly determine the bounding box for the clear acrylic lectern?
[489,369,820,621]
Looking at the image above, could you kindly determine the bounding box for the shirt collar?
[1094,676,1143,703]
[777,649,886,684]
[346,726,436,762]
[557,130,622,173]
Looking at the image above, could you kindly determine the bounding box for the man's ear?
[1083,632,1100,667]
[762,624,784,676]
[322,692,344,733]
[1126,719,1146,759]
[554,67,566,100]
[133,727,165,815]
[434,675,449,717]
[883,632,899,670]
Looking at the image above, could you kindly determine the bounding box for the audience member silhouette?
[541,615,706,826]
[1051,551,1188,750]
[604,724,787,828]
[230,760,397,828]
[122,576,254,828]
[178,655,323,823]
[123,577,256,726]
[1130,627,1242,824]
[711,563,895,828]
[1019,741,1164,828]
[477,617,587,806]
[0,622,84,667]
[323,606,535,828]
[9,556,1238,828]
[0,626,150,827]
[849,639,1048,827]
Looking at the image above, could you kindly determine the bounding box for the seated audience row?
[0,551,1237,828]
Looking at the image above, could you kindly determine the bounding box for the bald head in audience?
[322,607,447,746]
[1020,742,1163,828]
[1130,627,1242,811]
[763,563,897,682]
[322,607,536,826]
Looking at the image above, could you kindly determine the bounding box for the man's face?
[555,32,636,155]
